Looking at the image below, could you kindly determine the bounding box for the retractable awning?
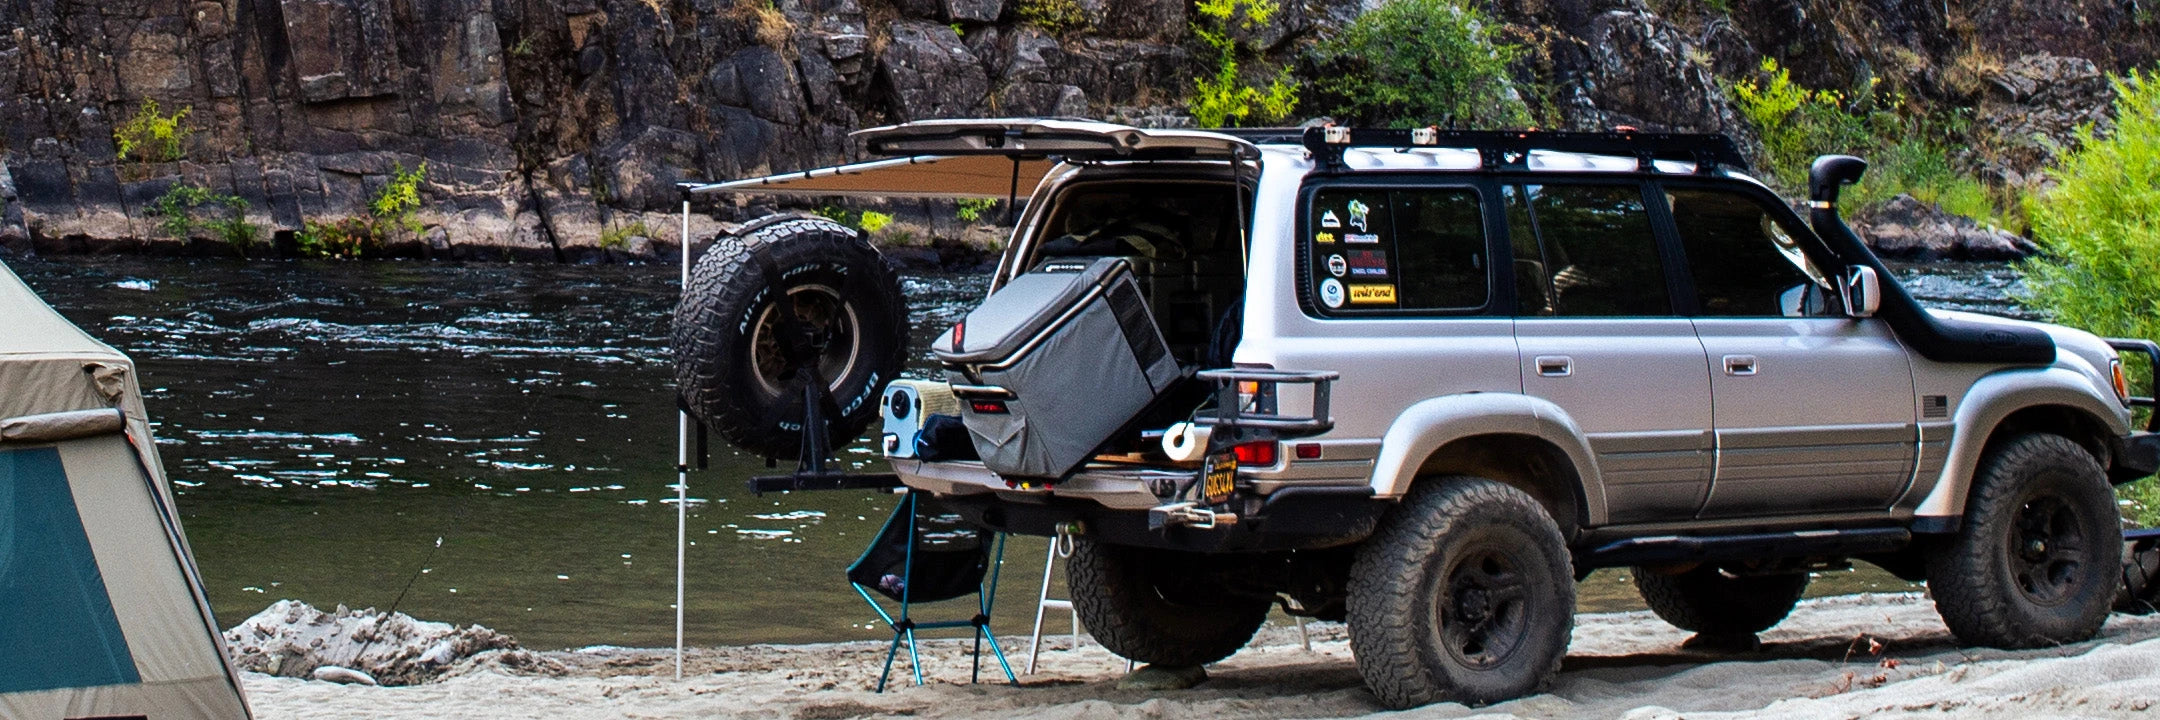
[682,154,1058,199]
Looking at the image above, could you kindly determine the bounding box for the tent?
[0,259,252,719]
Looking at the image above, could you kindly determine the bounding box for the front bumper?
[2120,432,2160,482]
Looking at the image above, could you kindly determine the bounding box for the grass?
[151,184,259,256]
[598,220,656,250]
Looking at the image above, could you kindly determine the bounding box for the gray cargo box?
[932,257,1181,479]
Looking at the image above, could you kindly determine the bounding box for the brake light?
[2114,359,2131,404]
[969,399,1008,414]
[1232,440,1278,466]
[950,322,965,352]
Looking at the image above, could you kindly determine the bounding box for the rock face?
[0,0,2145,259]
[1855,194,2038,261]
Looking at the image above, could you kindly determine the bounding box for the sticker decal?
[1347,250,1388,277]
[1326,254,1347,277]
[1345,233,1381,244]
[1315,231,1337,243]
[1319,278,1346,308]
[1348,284,1397,305]
[1320,210,1341,229]
[1346,199,1371,231]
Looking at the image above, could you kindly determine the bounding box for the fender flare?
[1368,393,1606,527]
[1910,366,2129,520]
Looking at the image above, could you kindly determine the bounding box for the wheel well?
[1985,404,2112,469]
[1415,434,1585,537]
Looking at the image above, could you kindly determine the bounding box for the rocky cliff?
[0,0,2146,261]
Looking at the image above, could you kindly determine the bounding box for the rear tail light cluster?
[1232,440,1278,466]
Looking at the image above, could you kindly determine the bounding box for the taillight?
[2114,359,2131,404]
[1294,443,1322,459]
[1232,440,1278,466]
[969,399,1008,414]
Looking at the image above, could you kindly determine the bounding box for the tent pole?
[675,194,692,681]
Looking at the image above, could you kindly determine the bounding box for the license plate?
[1202,452,1237,504]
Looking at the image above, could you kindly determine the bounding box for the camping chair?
[847,491,1017,691]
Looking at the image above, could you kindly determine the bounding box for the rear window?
[1306,187,1488,315]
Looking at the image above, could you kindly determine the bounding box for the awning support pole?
[675,192,692,681]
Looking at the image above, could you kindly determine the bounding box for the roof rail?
[1296,126,1749,175]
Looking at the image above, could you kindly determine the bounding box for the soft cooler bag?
[932,257,1180,479]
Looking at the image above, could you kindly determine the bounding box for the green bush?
[372,162,427,242]
[955,198,998,223]
[857,210,894,234]
[113,99,192,163]
[2017,70,2160,524]
[295,218,376,259]
[1313,0,1528,129]
[150,184,259,255]
[1187,0,1299,128]
[598,220,656,250]
[1016,0,1089,35]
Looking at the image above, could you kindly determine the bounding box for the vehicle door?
[1507,182,1715,525]
[1661,184,1919,518]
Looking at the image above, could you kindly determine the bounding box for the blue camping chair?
[847,492,1017,691]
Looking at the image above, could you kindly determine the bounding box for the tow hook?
[1148,502,1239,531]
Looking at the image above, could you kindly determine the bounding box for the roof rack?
[1294,126,1749,175]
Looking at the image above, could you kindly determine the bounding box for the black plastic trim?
[2119,432,2160,483]
[1578,526,1911,569]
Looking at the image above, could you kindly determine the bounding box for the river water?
[8,256,2028,649]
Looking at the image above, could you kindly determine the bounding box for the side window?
[1665,188,1827,317]
[1511,184,1671,317]
[1307,187,1487,314]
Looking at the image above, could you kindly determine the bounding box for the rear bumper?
[892,459,1387,552]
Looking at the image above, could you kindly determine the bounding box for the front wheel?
[1925,432,2120,648]
[1347,477,1575,708]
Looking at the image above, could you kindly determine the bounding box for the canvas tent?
[0,259,251,720]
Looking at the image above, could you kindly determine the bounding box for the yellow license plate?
[1202,453,1237,504]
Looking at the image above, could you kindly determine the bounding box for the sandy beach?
[240,593,2160,719]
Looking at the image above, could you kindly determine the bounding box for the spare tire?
[672,214,908,460]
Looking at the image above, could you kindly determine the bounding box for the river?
[7,255,2029,649]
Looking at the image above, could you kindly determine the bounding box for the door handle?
[1535,355,1572,377]
[1723,354,1758,376]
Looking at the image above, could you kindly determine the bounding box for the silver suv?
[681,119,2160,708]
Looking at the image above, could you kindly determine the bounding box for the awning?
[682,155,1059,200]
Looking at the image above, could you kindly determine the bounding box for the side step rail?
[1580,527,1911,569]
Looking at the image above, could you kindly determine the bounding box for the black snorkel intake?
[1805,155,2054,365]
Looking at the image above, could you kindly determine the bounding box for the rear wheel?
[1634,565,1807,635]
[671,215,907,459]
[1066,539,1271,667]
[1347,477,1575,708]
[1926,432,2119,648]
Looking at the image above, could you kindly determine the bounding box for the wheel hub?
[2008,493,2087,606]
[1439,549,1530,670]
[748,285,861,397]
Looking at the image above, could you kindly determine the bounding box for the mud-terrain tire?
[671,214,907,460]
[1066,538,1271,667]
[1347,477,1575,709]
[1925,432,2120,648]
[1634,565,1807,635]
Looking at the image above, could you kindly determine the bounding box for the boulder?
[222,599,556,686]
[1855,194,2037,262]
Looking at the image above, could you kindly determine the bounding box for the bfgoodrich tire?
[1634,565,1807,635]
[671,214,907,460]
[1347,477,1575,708]
[1925,432,2121,648]
[1067,539,1272,667]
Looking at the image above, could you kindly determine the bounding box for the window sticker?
[1347,250,1388,278]
[1320,210,1342,229]
[1346,199,1371,231]
[1326,254,1348,277]
[1345,233,1381,244]
[1319,278,1346,308]
[1315,231,1337,243]
[1348,284,1397,305]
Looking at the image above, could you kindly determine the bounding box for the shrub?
[857,210,894,234]
[113,99,192,163]
[2016,70,2160,524]
[1313,0,1528,129]
[1187,0,1299,128]
[598,220,656,250]
[371,162,427,243]
[295,218,376,259]
[955,198,998,223]
[151,184,259,256]
[1016,0,1089,35]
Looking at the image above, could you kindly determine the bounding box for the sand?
[241,593,2160,719]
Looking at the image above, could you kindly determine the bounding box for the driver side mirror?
[1844,266,1882,318]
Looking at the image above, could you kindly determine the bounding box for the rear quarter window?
[1306,186,1489,315]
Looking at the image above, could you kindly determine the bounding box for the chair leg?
[1297,614,1311,652]
[876,631,904,693]
[907,626,925,687]
[981,621,1019,685]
